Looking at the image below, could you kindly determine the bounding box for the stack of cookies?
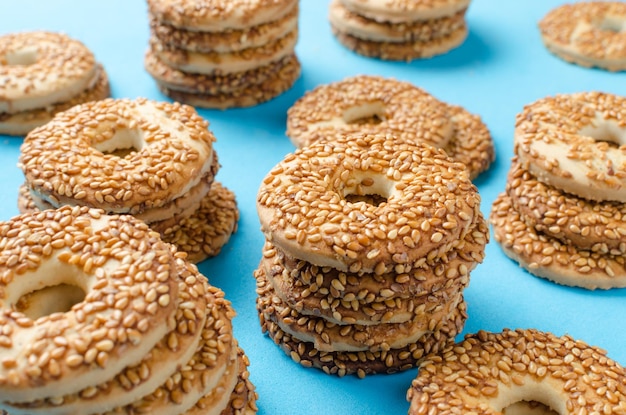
[328,0,470,61]
[18,97,238,263]
[255,133,488,377]
[145,0,301,109]
[0,206,257,415]
[0,31,110,136]
[491,91,626,290]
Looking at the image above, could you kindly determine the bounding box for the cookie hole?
[493,382,565,415]
[597,16,626,33]
[15,284,86,320]
[343,102,386,126]
[579,120,626,148]
[342,174,393,206]
[92,128,145,158]
[503,401,559,415]
[4,47,38,65]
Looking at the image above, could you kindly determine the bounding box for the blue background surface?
[1,1,625,414]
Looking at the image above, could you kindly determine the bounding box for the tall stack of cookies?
[145,0,301,109]
[0,31,110,136]
[254,133,488,377]
[0,207,257,415]
[328,0,470,61]
[491,91,626,290]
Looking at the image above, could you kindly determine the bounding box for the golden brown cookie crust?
[491,192,626,290]
[539,2,626,71]
[257,133,482,274]
[407,328,626,414]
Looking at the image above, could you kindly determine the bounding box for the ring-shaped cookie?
[491,192,626,289]
[0,64,110,137]
[19,98,216,214]
[341,0,470,23]
[0,206,179,401]
[149,3,298,53]
[329,0,467,43]
[2,254,210,414]
[287,75,454,150]
[256,133,481,274]
[0,31,96,114]
[147,0,298,31]
[514,91,626,203]
[407,328,626,414]
[539,2,626,71]
[506,159,626,254]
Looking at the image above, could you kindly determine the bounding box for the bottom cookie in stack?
[254,134,489,376]
[0,206,257,415]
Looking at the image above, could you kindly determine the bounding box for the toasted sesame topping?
[514,91,626,203]
[256,264,467,353]
[19,98,216,214]
[147,0,298,31]
[407,328,626,414]
[0,206,180,401]
[160,182,239,264]
[0,31,96,114]
[257,272,467,377]
[491,192,626,290]
[340,0,470,23]
[539,2,626,71]
[506,159,626,254]
[257,133,481,273]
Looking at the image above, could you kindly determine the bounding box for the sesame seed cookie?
[329,0,470,61]
[150,29,298,75]
[286,75,494,179]
[257,265,466,353]
[514,91,626,203]
[260,216,487,326]
[160,182,240,264]
[0,64,110,137]
[257,133,482,274]
[155,54,301,110]
[149,3,298,53]
[0,207,181,402]
[491,192,626,290]
[407,328,626,414]
[147,0,298,31]
[539,1,626,71]
[256,268,467,378]
[341,0,470,23]
[3,256,211,415]
[0,31,97,114]
[332,21,467,61]
[329,0,466,43]
[506,159,626,255]
[19,98,217,214]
